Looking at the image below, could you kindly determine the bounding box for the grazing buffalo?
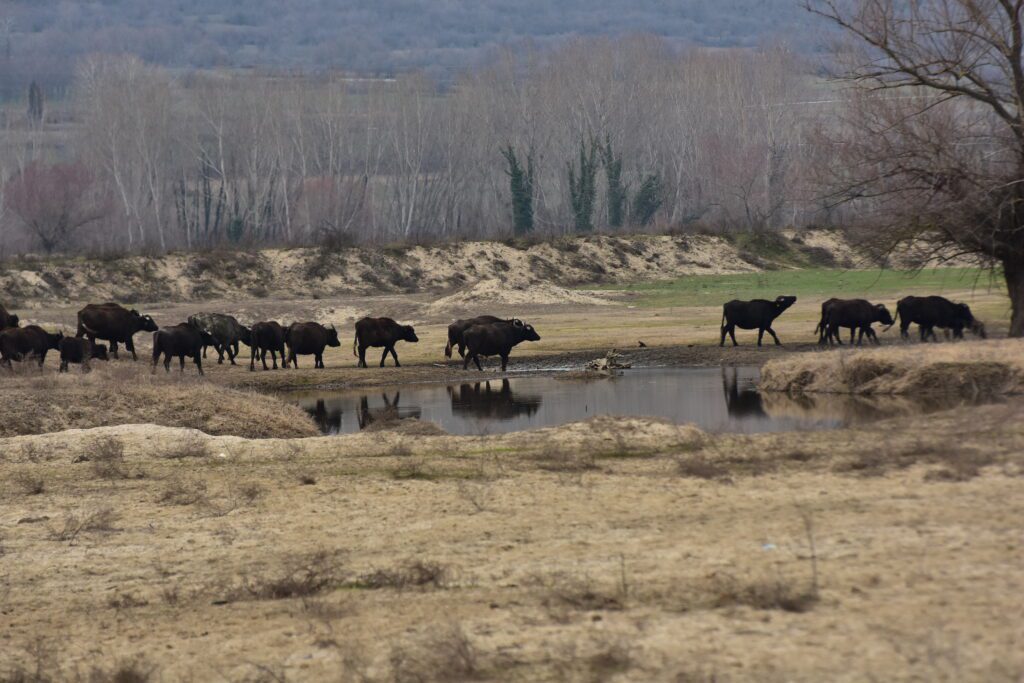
[445,315,514,359]
[819,299,894,346]
[0,304,19,330]
[152,322,212,375]
[77,303,158,360]
[249,321,288,371]
[893,296,987,342]
[353,317,419,368]
[187,312,252,365]
[0,325,63,368]
[58,337,109,373]
[462,319,540,371]
[286,322,341,369]
[720,296,797,347]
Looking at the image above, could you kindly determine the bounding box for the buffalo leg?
[202,345,208,359]
[315,353,324,369]
[719,324,728,347]
[195,354,204,376]
[757,328,765,347]
[358,346,368,369]
[500,354,509,372]
[389,346,401,367]
[766,327,781,345]
[228,342,238,366]
[164,355,172,373]
[268,349,276,370]
[60,360,68,373]
[126,338,138,361]
[473,354,483,371]
[379,347,389,368]
[250,346,257,372]
[110,340,119,359]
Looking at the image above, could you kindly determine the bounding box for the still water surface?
[284,366,953,436]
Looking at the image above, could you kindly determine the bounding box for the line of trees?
[0,37,827,255]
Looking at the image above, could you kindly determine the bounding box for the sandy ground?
[1,404,1022,681]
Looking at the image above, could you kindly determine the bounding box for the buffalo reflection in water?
[357,392,421,430]
[448,379,542,420]
[310,399,344,433]
[721,367,767,418]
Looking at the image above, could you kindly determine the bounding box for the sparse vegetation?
[11,469,45,496]
[48,507,120,542]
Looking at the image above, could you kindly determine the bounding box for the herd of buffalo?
[0,292,987,374]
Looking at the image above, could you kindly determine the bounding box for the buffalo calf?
[353,317,418,368]
[250,321,288,371]
[152,322,212,375]
[59,337,109,372]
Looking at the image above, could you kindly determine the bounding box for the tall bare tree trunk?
[1005,256,1024,338]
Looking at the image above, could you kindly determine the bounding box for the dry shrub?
[157,477,208,506]
[390,459,433,481]
[11,469,45,495]
[48,507,120,542]
[238,551,343,601]
[675,455,731,481]
[388,624,481,683]
[586,637,635,679]
[707,573,818,613]
[539,574,625,613]
[355,560,448,591]
[89,437,142,480]
[527,444,599,474]
[834,441,995,479]
[234,481,267,504]
[161,435,209,460]
[81,658,158,683]
[295,470,317,486]
[841,357,898,390]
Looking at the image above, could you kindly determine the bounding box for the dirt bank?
[0,231,850,307]
[0,363,319,439]
[1,404,1022,681]
[760,339,1024,396]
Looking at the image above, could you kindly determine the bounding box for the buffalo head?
[132,310,159,332]
[402,325,419,343]
[970,319,988,339]
[521,323,541,342]
[326,324,341,347]
[239,326,253,346]
[8,314,18,327]
[774,295,797,312]
[874,304,894,326]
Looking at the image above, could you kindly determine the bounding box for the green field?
[590,267,1003,308]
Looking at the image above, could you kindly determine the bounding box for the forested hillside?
[0,0,817,94]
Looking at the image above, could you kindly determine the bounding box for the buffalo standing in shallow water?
[249,321,288,371]
[893,296,986,341]
[286,322,341,369]
[0,325,63,368]
[462,319,540,371]
[77,303,158,360]
[818,298,894,346]
[353,317,418,368]
[59,337,109,372]
[720,296,797,347]
[152,322,213,375]
[0,304,19,330]
[187,312,252,365]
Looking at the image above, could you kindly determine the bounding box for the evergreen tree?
[567,137,598,232]
[27,80,44,124]
[501,144,535,235]
[630,174,663,227]
[599,135,626,229]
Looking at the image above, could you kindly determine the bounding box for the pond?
[283,366,991,436]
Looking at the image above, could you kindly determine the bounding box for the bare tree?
[810,0,1024,336]
[5,162,109,253]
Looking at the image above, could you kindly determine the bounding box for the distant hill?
[0,0,820,95]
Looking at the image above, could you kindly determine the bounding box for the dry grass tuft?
[354,560,449,591]
[89,437,144,480]
[234,481,267,504]
[237,551,344,602]
[675,455,731,481]
[11,469,46,496]
[388,623,482,683]
[48,507,120,543]
[157,477,208,506]
[160,435,209,460]
[707,573,819,613]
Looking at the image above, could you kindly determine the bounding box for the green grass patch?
[588,267,998,308]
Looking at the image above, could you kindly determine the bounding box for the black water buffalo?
[813,298,841,345]
[286,322,341,369]
[58,337,109,373]
[77,303,158,360]
[893,296,987,342]
[353,317,419,368]
[462,319,541,371]
[445,315,513,358]
[720,296,797,347]
[0,325,63,368]
[0,304,19,330]
[152,322,212,375]
[188,312,252,365]
[249,321,288,371]
[820,299,894,346]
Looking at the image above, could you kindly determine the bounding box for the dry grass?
[0,364,319,439]
[354,561,449,591]
[48,508,120,543]
[761,339,1024,397]
[236,552,344,602]
[11,469,46,496]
